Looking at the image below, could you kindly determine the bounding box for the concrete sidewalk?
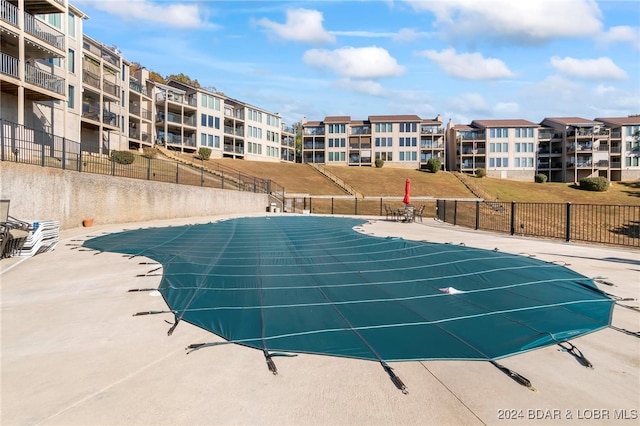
[1,214,638,425]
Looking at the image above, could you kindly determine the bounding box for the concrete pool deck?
[1,214,638,425]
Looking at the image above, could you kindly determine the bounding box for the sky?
[74,0,640,126]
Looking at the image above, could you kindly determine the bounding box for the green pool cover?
[83,216,613,363]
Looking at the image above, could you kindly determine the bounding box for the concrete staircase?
[307,163,364,198]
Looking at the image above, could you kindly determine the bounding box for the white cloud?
[404,0,602,43]
[598,26,640,50]
[334,79,387,96]
[303,46,405,79]
[256,9,335,44]
[594,85,615,96]
[92,0,207,28]
[494,102,520,115]
[447,92,490,114]
[550,56,628,80]
[417,48,515,80]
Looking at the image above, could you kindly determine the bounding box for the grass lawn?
[469,176,640,205]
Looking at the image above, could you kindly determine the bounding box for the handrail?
[308,163,363,198]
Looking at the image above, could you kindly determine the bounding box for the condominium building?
[280,122,296,162]
[302,114,445,169]
[127,66,154,150]
[80,35,127,154]
[153,80,198,152]
[1,0,82,137]
[538,116,640,182]
[447,119,539,180]
[594,117,640,181]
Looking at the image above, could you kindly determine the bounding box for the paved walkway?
[1,214,638,425]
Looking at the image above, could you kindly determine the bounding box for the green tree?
[166,73,201,88]
[425,158,441,173]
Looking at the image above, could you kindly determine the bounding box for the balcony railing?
[82,101,100,121]
[140,108,151,121]
[129,80,147,96]
[1,0,18,27]
[350,127,371,135]
[421,127,444,134]
[224,126,244,137]
[103,109,118,127]
[183,115,196,126]
[0,52,19,78]
[25,63,64,95]
[304,128,325,135]
[103,79,119,97]
[24,12,64,51]
[82,69,100,89]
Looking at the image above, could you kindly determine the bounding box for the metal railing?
[1,118,283,203]
[25,63,64,95]
[435,199,639,247]
[1,52,19,78]
[277,196,638,248]
[23,12,64,50]
[0,0,18,27]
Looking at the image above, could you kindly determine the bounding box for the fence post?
[78,150,82,172]
[61,138,66,170]
[40,136,45,167]
[331,197,334,215]
[510,201,516,235]
[281,187,285,211]
[379,198,383,217]
[221,171,224,189]
[0,118,4,162]
[475,200,480,230]
[309,197,312,213]
[147,157,151,180]
[175,162,179,183]
[453,200,458,225]
[111,154,115,176]
[201,165,204,187]
[355,197,358,215]
[565,202,572,242]
[442,200,447,223]
[304,197,307,210]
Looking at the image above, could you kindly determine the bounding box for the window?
[201,114,207,126]
[208,135,214,147]
[208,115,213,128]
[215,135,220,148]
[67,85,75,109]
[215,117,220,129]
[68,13,76,37]
[490,128,508,138]
[68,49,75,73]
[375,123,392,132]
[400,123,417,132]
[201,134,207,146]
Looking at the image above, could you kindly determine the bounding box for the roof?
[324,116,351,123]
[421,119,444,126]
[453,124,476,131]
[541,117,602,127]
[369,114,421,122]
[594,116,640,126]
[303,121,323,127]
[471,119,538,128]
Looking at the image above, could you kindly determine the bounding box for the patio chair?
[384,204,397,221]
[0,200,31,258]
[415,205,426,222]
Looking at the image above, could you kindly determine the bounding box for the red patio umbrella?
[402,178,411,204]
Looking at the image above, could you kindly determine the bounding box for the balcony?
[103,109,118,127]
[1,0,18,28]
[421,126,444,134]
[129,80,147,96]
[82,101,100,121]
[224,126,244,137]
[0,52,19,79]
[350,126,371,135]
[82,69,100,89]
[24,63,64,95]
[304,128,325,136]
[24,12,64,51]
[103,79,119,98]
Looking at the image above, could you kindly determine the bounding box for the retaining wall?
[1,162,270,229]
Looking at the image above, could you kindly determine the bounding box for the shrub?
[142,147,159,159]
[476,168,486,178]
[110,150,135,165]
[425,158,441,173]
[374,158,384,168]
[198,147,212,161]
[580,176,609,192]
[534,173,548,183]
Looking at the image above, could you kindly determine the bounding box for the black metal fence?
[0,119,284,204]
[283,196,639,248]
